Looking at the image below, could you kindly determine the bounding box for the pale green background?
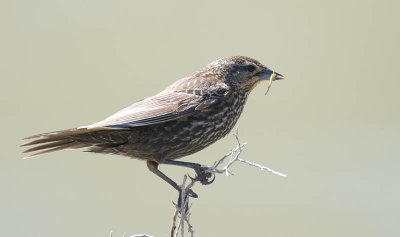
[1,0,399,236]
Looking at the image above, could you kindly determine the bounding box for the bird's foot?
[184,188,198,198]
[190,166,215,185]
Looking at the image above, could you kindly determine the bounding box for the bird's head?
[208,56,284,95]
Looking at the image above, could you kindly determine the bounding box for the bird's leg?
[162,159,215,185]
[146,160,198,198]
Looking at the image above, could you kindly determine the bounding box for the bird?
[21,56,283,197]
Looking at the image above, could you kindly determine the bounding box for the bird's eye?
[246,65,256,72]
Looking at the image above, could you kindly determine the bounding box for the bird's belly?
[125,100,245,161]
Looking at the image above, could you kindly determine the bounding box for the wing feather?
[85,77,229,128]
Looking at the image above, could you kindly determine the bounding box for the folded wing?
[85,77,229,128]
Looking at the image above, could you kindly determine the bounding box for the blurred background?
[1,0,399,236]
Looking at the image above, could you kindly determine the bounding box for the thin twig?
[237,158,287,177]
[171,209,179,237]
[170,128,286,236]
[109,231,154,237]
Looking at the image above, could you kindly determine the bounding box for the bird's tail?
[21,127,110,158]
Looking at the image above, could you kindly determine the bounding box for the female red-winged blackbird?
[22,56,283,197]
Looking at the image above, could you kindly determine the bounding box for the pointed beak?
[257,68,284,80]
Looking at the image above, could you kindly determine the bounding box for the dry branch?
[170,129,286,237]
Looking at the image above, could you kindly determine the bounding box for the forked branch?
[170,129,286,237]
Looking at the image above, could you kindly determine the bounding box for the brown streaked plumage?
[21,56,283,197]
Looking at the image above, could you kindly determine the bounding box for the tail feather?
[21,128,96,158]
[21,136,67,147]
[22,140,75,154]
[23,142,88,158]
[21,127,129,158]
[22,127,104,141]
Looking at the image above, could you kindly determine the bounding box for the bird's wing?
[85,77,229,128]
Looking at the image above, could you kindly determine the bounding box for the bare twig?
[237,158,286,177]
[109,231,154,237]
[170,128,286,236]
[171,175,195,237]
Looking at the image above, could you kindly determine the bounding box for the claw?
[185,188,198,198]
[193,167,216,186]
[188,173,196,181]
[201,173,215,185]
